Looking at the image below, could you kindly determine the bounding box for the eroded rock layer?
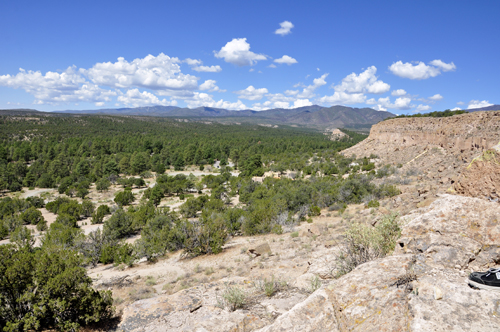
[343,111,500,166]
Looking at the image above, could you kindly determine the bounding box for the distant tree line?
[385,109,467,120]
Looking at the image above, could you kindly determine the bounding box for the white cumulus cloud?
[293,99,312,108]
[318,91,366,105]
[214,38,267,66]
[192,65,222,73]
[275,21,294,36]
[389,59,456,80]
[368,96,413,111]
[184,58,222,73]
[334,66,390,94]
[467,100,493,109]
[415,104,431,112]
[234,86,269,100]
[429,60,456,72]
[199,80,225,92]
[298,73,328,98]
[391,89,407,96]
[85,53,199,93]
[117,89,177,107]
[0,66,116,105]
[185,92,247,110]
[274,55,298,65]
[428,94,443,101]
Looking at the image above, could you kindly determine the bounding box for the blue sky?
[0,0,498,114]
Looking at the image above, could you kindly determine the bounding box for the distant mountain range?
[3,104,498,131]
[48,105,394,131]
[467,104,500,112]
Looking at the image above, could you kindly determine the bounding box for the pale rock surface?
[257,194,500,332]
[116,194,500,331]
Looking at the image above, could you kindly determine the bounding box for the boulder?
[117,277,266,332]
[248,242,271,257]
[306,223,327,236]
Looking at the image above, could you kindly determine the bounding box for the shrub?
[114,189,135,207]
[308,205,321,216]
[96,178,111,192]
[335,212,400,277]
[310,275,322,293]
[366,199,380,208]
[219,285,246,311]
[20,206,44,225]
[181,214,228,257]
[92,204,111,224]
[255,275,288,297]
[55,213,78,228]
[0,245,113,331]
[103,209,134,240]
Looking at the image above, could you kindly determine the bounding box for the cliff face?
[366,111,500,151]
[343,111,500,169]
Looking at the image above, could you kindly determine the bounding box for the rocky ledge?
[116,194,500,331]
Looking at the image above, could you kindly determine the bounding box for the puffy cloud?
[368,96,413,111]
[318,91,366,105]
[389,59,455,80]
[199,80,225,92]
[415,104,431,112]
[298,73,328,98]
[85,53,199,92]
[285,90,299,96]
[273,101,290,109]
[192,65,222,73]
[184,58,222,73]
[214,38,267,66]
[333,66,390,94]
[293,99,312,108]
[394,97,412,109]
[234,85,268,100]
[274,55,298,65]
[251,101,273,111]
[275,21,294,36]
[428,94,443,101]
[0,66,116,105]
[251,94,311,111]
[268,64,277,68]
[184,58,202,66]
[117,88,177,107]
[451,107,462,111]
[467,100,493,109]
[429,60,456,72]
[391,89,407,96]
[456,101,464,105]
[185,92,247,110]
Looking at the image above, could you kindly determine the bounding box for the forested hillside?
[0,115,361,193]
[0,113,406,331]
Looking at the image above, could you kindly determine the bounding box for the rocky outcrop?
[116,195,500,331]
[453,148,500,202]
[343,111,500,167]
[259,194,500,331]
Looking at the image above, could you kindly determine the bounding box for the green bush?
[92,204,111,224]
[0,245,113,331]
[366,199,380,208]
[103,209,134,240]
[55,213,78,228]
[308,205,321,216]
[20,206,44,225]
[114,189,135,207]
